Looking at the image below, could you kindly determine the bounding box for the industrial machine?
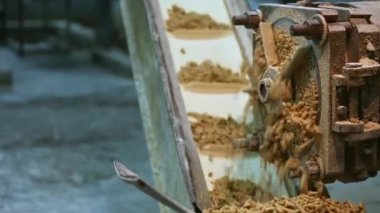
[232,1,380,191]
[121,0,380,212]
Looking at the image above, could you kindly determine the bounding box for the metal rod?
[113,161,195,213]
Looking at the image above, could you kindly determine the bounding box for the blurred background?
[0,0,378,213]
[0,0,158,212]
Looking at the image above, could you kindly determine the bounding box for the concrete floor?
[0,48,159,213]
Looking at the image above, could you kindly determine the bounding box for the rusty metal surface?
[224,0,253,65]
[233,1,380,189]
[349,1,380,30]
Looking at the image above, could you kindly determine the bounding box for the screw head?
[232,11,260,29]
[289,19,323,40]
[337,105,348,120]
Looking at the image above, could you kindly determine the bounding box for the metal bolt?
[232,11,260,29]
[337,105,348,121]
[289,19,323,40]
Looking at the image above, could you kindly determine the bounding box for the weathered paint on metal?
[120,1,193,212]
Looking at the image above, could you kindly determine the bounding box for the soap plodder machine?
[232,1,380,189]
